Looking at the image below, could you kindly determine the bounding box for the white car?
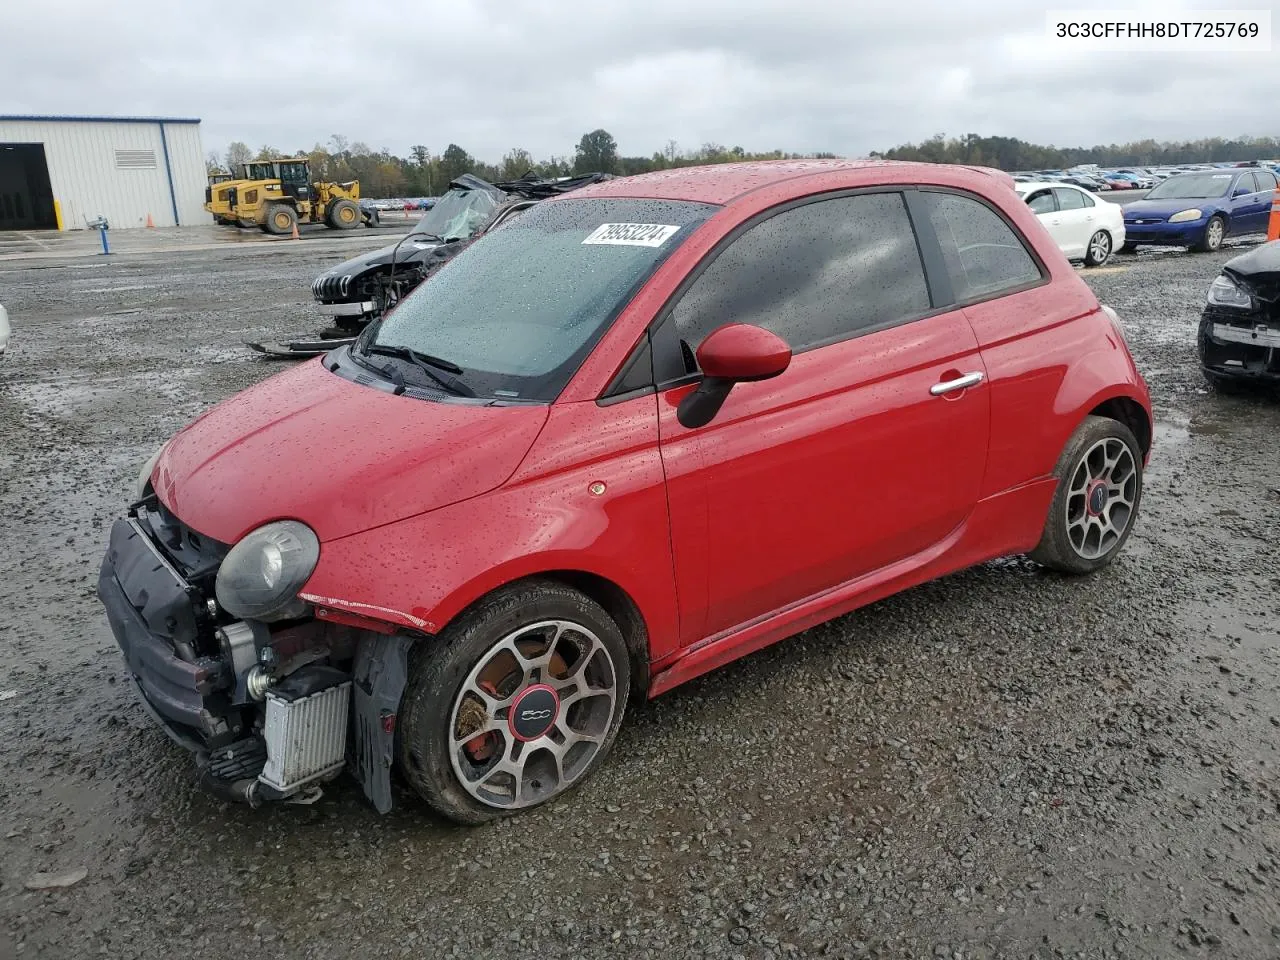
[1015,181,1126,267]
[0,303,9,356]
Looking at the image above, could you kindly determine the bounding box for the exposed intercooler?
[259,679,351,793]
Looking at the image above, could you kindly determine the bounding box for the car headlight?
[1168,209,1203,223]
[135,441,169,500]
[215,521,320,621]
[1206,273,1253,310]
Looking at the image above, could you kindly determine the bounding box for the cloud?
[2,0,1276,162]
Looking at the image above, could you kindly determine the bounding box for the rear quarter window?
[920,191,1045,303]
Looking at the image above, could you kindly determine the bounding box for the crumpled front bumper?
[1198,307,1280,381]
[97,517,234,749]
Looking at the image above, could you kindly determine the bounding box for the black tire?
[1191,214,1226,253]
[397,580,631,825]
[1028,415,1144,575]
[263,203,297,236]
[327,198,360,230]
[1083,230,1112,267]
[1119,241,1138,254]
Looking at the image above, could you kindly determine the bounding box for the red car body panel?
[154,360,548,544]
[151,159,1152,699]
[298,394,683,660]
[656,307,990,644]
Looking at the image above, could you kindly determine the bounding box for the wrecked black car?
[1198,239,1280,389]
[247,172,612,358]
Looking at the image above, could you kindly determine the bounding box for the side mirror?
[1233,186,1251,198]
[677,323,791,429]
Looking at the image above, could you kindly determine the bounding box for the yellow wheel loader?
[228,159,371,235]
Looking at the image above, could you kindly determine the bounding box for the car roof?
[566,159,1016,205]
[1016,181,1087,193]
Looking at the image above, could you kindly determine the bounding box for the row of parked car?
[1014,160,1280,194]
[361,197,439,212]
[1012,165,1279,267]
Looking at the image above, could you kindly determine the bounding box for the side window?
[921,191,1044,303]
[668,192,931,358]
[1258,170,1278,190]
[1237,173,1259,195]
[1054,188,1086,211]
[1026,190,1056,215]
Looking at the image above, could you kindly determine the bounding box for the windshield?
[412,187,502,240]
[1145,173,1235,200]
[370,197,717,401]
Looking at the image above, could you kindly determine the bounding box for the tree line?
[207,129,837,198]
[206,129,1280,198]
[871,133,1280,170]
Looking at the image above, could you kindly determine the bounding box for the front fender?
[298,398,680,661]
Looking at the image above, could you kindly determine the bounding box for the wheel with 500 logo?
[398,580,630,824]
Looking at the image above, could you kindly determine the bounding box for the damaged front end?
[1199,242,1280,384]
[97,497,410,812]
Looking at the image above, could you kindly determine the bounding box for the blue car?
[1121,168,1278,252]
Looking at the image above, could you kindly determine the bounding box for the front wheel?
[1083,230,1112,267]
[397,581,630,825]
[1192,215,1226,253]
[1029,416,1143,575]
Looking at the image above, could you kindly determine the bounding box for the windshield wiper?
[408,231,444,242]
[348,345,409,396]
[365,344,476,397]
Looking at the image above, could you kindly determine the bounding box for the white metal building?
[0,115,212,230]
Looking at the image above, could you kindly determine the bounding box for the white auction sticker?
[582,223,680,247]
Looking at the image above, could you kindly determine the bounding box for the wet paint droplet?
[588,482,606,496]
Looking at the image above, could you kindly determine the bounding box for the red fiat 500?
[99,160,1152,823]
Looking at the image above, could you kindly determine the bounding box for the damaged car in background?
[1199,239,1280,389]
[246,171,612,358]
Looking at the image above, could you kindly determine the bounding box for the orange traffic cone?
[1268,194,1280,242]
[290,221,300,240]
[145,213,155,228]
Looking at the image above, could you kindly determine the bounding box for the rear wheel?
[397,581,630,825]
[1083,230,1112,267]
[1029,416,1143,575]
[1192,215,1226,253]
[327,198,360,230]
[263,203,297,235]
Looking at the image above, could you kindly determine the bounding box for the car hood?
[1121,197,1224,218]
[1223,240,1280,300]
[152,360,549,544]
[318,235,453,281]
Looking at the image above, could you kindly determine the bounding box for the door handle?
[931,371,984,395]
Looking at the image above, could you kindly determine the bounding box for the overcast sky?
[5,0,1277,162]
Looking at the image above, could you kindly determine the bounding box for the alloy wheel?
[447,620,619,810]
[1207,219,1224,250]
[1065,437,1138,560]
[1088,231,1110,264]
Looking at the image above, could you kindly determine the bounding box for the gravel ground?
[1,237,1278,960]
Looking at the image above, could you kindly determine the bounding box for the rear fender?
[1050,334,1152,463]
